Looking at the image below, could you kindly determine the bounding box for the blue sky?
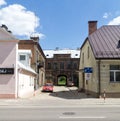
[1,0,120,49]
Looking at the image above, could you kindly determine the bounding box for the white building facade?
[18,50,36,98]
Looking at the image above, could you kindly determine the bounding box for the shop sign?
[0,68,14,74]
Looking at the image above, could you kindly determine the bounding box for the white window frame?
[110,65,120,82]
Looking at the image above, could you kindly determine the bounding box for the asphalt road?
[0,106,120,121]
[0,86,120,121]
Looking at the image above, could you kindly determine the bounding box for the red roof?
[88,25,120,59]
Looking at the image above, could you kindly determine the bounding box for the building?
[0,25,19,98]
[18,50,36,98]
[44,49,80,86]
[0,25,36,98]
[18,37,46,90]
[79,21,120,98]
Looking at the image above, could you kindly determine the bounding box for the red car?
[42,83,53,92]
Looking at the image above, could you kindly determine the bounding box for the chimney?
[30,36,39,43]
[88,21,97,35]
[1,24,8,30]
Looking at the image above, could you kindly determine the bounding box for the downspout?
[98,59,101,97]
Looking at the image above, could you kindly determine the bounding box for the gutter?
[98,59,101,97]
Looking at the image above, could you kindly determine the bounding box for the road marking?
[59,116,106,119]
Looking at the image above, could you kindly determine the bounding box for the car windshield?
[45,83,53,86]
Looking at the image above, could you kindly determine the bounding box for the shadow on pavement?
[49,88,94,99]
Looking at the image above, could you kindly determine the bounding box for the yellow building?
[79,21,120,98]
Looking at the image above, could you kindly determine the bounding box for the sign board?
[85,73,91,80]
[0,68,14,74]
[84,67,93,73]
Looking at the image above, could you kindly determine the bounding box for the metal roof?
[88,25,120,59]
[44,49,80,58]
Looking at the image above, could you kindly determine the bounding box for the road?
[0,106,120,121]
[0,86,120,121]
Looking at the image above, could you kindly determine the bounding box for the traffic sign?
[84,67,93,73]
[85,73,91,80]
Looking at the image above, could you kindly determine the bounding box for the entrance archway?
[57,75,67,86]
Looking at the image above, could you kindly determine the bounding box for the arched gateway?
[57,75,67,86]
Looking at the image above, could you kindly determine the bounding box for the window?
[73,63,77,69]
[82,53,84,64]
[110,65,120,82]
[53,62,58,70]
[20,55,26,61]
[48,63,51,69]
[67,62,72,69]
[117,40,120,48]
[60,62,64,69]
[88,46,89,59]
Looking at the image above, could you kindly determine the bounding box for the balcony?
[37,61,44,68]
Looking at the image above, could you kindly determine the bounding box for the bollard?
[103,89,106,102]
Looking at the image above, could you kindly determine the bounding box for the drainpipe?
[98,59,101,97]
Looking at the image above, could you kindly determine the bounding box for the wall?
[0,41,17,98]
[79,40,98,96]
[35,46,45,87]
[18,72,34,98]
[99,60,120,97]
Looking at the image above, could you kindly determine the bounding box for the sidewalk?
[0,86,120,106]
[0,97,120,107]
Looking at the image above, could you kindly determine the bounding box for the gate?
[57,75,67,86]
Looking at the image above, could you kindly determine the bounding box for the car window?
[45,83,53,86]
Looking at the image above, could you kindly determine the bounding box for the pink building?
[0,26,18,98]
[0,26,36,98]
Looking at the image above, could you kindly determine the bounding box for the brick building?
[44,49,80,86]
[18,37,46,90]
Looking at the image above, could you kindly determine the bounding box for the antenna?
[30,13,39,42]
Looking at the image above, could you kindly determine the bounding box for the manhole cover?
[63,112,75,115]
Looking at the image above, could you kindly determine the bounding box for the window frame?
[19,55,26,61]
[47,63,51,69]
[82,52,84,64]
[110,65,120,82]
[87,46,90,59]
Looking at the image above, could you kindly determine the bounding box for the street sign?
[85,73,91,80]
[84,67,93,73]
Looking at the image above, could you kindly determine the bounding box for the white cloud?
[0,3,45,39]
[108,16,120,25]
[103,12,112,19]
[0,0,6,6]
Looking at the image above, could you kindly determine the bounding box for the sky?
[0,0,120,50]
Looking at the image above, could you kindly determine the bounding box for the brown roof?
[88,25,120,59]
